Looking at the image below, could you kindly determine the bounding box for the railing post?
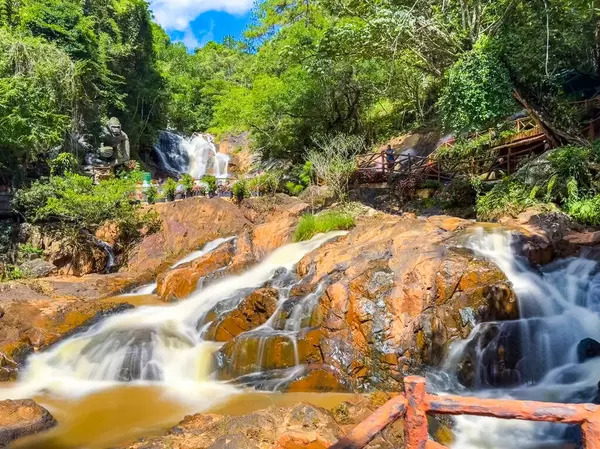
[582,417,600,449]
[405,377,428,449]
[381,152,386,175]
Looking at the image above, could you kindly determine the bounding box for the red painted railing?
[330,376,600,449]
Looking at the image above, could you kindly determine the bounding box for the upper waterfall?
[153,131,230,179]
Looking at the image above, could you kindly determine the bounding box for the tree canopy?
[1,0,599,179]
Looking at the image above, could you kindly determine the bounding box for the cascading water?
[3,231,346,406]
[442,228,600,449]
[153,131,230,179]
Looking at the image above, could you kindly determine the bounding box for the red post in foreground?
[329,376,600,449]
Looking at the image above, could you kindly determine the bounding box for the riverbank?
[2,195,600,448]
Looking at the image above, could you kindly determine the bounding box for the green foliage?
[201,175,217,195]
[308,134,362,201]
[285,181,305,196]
[0,29,75,172]
[163,178,177,201]
[548,145,592,196]
[568,195,600,226]
[0,264,24,282]
[18,242,43,257]
[438,38,516,132]
[476,179,540,221]
[247,171,281,196]
[49,152,78,176]
[146,185,158,204]
[293,211,355,242]
[420,180,442,190]
[232,179,250,204]
[180,174,194,195]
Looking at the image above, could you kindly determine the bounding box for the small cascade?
[3,232,346,402]
[153,131,230,179]
[95,239,116,274]
[210,273,330,390]
[171,237,235,269]
[441,228,600,449]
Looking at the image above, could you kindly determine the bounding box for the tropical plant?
[146,186,158,204]
[201,175,217,195]
[232,180,249,204]
[180,174,194,196]
[163,178,177,202]
[49,153,78,176]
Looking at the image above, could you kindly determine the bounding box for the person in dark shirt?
[385,145,395,171]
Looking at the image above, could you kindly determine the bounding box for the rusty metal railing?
[330,376,600,449]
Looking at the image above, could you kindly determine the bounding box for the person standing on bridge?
[385,145,395,171]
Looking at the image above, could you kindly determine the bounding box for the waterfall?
[2,231,346,402]
[445,229,600,449]
[153,131,230,179]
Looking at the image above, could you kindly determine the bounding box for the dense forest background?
[1,0,599,182]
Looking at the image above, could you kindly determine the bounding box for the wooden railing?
[331,376,600,449]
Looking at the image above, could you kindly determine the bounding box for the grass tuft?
[293,211,355,242]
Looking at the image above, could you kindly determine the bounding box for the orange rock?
[127,198,250,275]
[285,368,348,393]
[206,288,278,341]
[156,241,235,301]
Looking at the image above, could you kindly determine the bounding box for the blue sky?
[150,0,254,50]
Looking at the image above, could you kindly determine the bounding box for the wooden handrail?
[330,377,600,449]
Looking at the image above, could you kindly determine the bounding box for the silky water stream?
[434,229,600,449]
[2,232,350,449]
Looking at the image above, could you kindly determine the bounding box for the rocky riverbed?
[1,195,598,448]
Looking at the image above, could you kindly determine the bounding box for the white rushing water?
[448,229,600,449]
[153,131,230,179]
[2,232,346,404]
[170,237,235,269]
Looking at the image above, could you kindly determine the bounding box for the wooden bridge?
[356,117,548,184]
[331,376,600,449]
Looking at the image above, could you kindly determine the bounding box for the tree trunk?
[512,89,580,148]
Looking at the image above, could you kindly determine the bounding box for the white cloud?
[151,0,253,31]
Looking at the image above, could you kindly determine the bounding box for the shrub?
[232,180,250,204]
[476,179,540,221]
[548,145,592,202]
[201,175,217,195]
[285,181,305,196]
[163,178,177,201]
[420,180,442,190]
[50,153,78,176]
[247,171,281,196]
[181,174,194,195]
[0,264,24,282]
[308,134,363,201]
[568,195,600,226]
[146,186,158,204]
[13,173,138,230]
[293,211,355,242]
[18,243,43,257]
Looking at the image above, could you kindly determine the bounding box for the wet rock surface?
[223,215,515,391]
[0,399,56,447]
[119,396,403,449]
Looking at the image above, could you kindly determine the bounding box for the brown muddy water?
[10,384,352,449]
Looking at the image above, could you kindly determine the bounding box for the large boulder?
[19,259,57,279]
[205,288,279,341]
[126,198,251,275]
[0,399,56,447]
[215,214,517,391]
[156,240,236,301]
